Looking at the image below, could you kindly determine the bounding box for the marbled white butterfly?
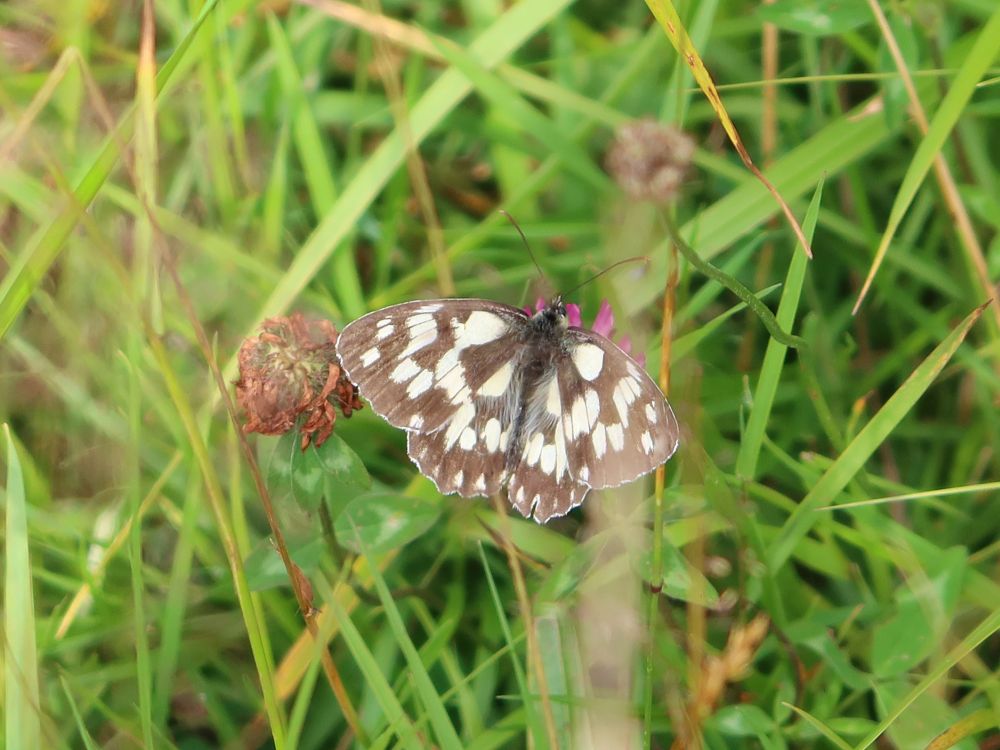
[335,298,680,523]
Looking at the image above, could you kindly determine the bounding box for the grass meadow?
[2,0,999,748]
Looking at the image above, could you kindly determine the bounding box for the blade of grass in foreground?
[4,425,42,750]
[352,524,463,750]
[644,0,812,258]
[853,4,1000,313]
[852,606,1000,749]
[768,301,988,572]
[265,13,366,320]
[0,0,219,341]
[479,542,548,749]
[318,580,423,750]
[736,180,824,480]
[226,0,575,380]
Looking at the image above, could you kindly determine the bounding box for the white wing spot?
[457,311,508,347]
[641,431,653,454]
[554,418,568,480]
[607,423,625,451]
[613,383,631,427]
[406,312,434,328]
[499,430,510,452]
[409,415,424,429]
[624,377,642,400]
[645,403,658,423]
[516,486,526,504]
[475,474,486,492]
[572,343,604,380]
[444,402,476,449]
[525,432,544,465]
[390,357,421,383]
[361,347,380,366]
[460,427,477,450]
[627,360,642,380]
[540,444,556,474]
[453,470,464,486]
[417,303,443,313]
[585,389,600,428]
[592,423,607,458]
[406,368,434,398]
[437,366,467,402]
[376,317,393,328]
[478,360,514,397]
[545,376,560,416]
[400,321,437,357]
[579,465,590,482]
[376,324,395,341]
[570,396,588,437]
[483,418,501,452]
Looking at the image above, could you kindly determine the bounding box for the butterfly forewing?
[336,299,527,433]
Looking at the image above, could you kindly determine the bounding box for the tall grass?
[1,1,998,748]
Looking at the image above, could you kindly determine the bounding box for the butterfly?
[335,297,680,523]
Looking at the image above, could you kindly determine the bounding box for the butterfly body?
[336,298,679,523]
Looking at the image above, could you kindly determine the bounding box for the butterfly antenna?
[499,210,545,282]
[561,256,649,299]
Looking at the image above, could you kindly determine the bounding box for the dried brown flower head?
[605,119,694,203]
[235,313,361,449]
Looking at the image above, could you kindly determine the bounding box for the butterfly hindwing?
[336,299,528,433]
[556,329,680,490]
[407,394,510,498]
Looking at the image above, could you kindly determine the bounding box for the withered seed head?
[235,313,362,449]
[605,119,694,204]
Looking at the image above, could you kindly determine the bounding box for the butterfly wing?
[555,328,679,490]
[504,329,679,524]
[336,299,528,433]
[406,393,511,498]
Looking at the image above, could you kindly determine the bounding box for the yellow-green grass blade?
[226,0,576,380]
[736,180,824,480]
[855,4,1000,313]
[852,606,1000,749]
[0,0,220,341]
[354,528,464,750]
[623,99,893,315]
[4,425,42,750]
[320,582,423,750]
[265,13,366,320]
[768,301,987,572]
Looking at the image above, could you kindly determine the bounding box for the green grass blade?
[0,0,219,341]
[4,425,42,750]
[432,34,609,191]
[226,0,575,379]
[736,180,824,480]
[768,301,988,572]
[853,606,1000,749]
[353,528,464,750]
[265,13,366,320]
[478,542,544,747]
[782,703,853,750]
[623,99,894,315]
[857,4,1000,310]
[320,583,423,750]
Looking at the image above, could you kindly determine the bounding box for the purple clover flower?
[526,298,645,366]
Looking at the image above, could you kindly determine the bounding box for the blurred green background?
[1,0,998,748]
